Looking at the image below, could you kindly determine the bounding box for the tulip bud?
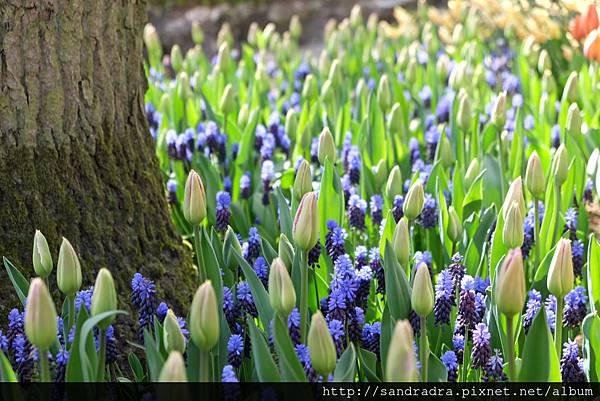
[254,63,269,92]
[525,151,545,199]
[217,42,231,72]
[143,24,161,56]
[328,59,341,87]
[447,206,462,243]
[170,45,183,72]
[219,84,235,115]
[457,94,471,131]
[183,170,207,226]
[289,15,302,40]
[436,54,450,81]
[278,234,295,270]
[57,237,82,296]
[385,320,419,382]
[317,127,336,165]
[411,262,434,317]
[307,311,336,376]
[217,23,233,48]
[547,238,574,297]
[159,352,188,382]
[562,71,578,104]
[449,60,467,90]
[502,177,525,221]
[439,135,454,169]
[24,278,57,350]
[191,21,204,45]
[491,92,507,127]
[405,60,417,84]
[372,159,388,191]
[247,22,259,46]
[285,108,298,139]
[551,144,569,187]
[176,72,191,101]
[541,70,556,95]
[464,158,480,190]
[537,49,551,74]
[223,226,242,270]
[385,166,403,201]
[189,281,220,351]
[293,160,312,201]
[496,248,526,316]
[91,268,118,330]
[32,230,53,278]
[502,201,524,249]
[403,181,425,220]
[388,103,402,133]
[164,309,186,354]
[377,74,391,111]
[238,103,250,127]
[293,192,319,251]
[566,103,582,136]
[392,217,410,267]
[302,74,317,99]
[321,79,333,103]
[268,257,296,317]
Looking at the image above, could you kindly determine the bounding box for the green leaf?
[128,352,145,382]
[539,178,560,258]
[274,187,293,240]
[246,317,281,382]
[201,227,223,307]
[143,329,166,382]
[195,154,221,225]
[379,210,396,258]
[333,343,357,382]
[519,306,561,381]
[582,312,600,381]
[234,251,274,325]
[534,242,558,282]
[587,235,600,313]
[489,206,507,283]
[318,158,345,248]
[272,314,307,381]
[66,306,90,382]
[427,352,447,382]
[2,257,30,306]
[383,242,411,320]
[358,348,380,382]
[0,350,18,382]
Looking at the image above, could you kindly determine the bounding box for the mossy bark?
[0,1,195,337]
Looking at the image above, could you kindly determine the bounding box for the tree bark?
[0,0,195,332]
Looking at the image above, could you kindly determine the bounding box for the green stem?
[194,225,207,283]
[506,317,516,382]
[419,316,429,382]
[300,250,309,342]
[555,297,564,360]
[39,348,50,382]
[533,199,540,279]
[66,294,75,346]
[497,129,506,197]
[199,350,211,382]
[461,329,469,382]
[97,329,107,382]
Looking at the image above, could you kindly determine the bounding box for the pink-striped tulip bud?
[551,144,569,187]
[24,278,57,350]
[491,91,507,127]
[317,127,336,165]
[292,192,319,251]
[502,201,524,249]
[525,151,545,199]
[268,257,296,317]
[411,262,434,317]
[447,206,462,243]
[392,217,410,267]
[547,238,574,297]
[386,320,419,382]
[183,170,207,226]
[502,177,525,221]
[496,248,526,316]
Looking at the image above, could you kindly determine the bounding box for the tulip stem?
[533,199,540,278]
[419,316,428,382]
[506,317,516,382]
[199,351,211,382]
[555,297,564,360]
[497,129,506,197]
[97,329,107,382]
[194,225,207,283]
[39,348,50,382]
[66,294,76,344]
[300,250,309,342]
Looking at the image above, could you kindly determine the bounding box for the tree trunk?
[0,1,195,331]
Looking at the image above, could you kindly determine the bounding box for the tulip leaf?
[144,329,166,382]
[234,251,274,326]
[427,351,447,382]
[333,343,357,382]
[519,306,560,382]
[201,227,223,307]
[358,348,380,382]
[127,352,145,382]
[489,205,507,283]
[383,242,411,321]
[379,305,393,379]
[274,187,293,240]
[2,257,29,307]
[587,235,600,313]
[533,242,558,283]
[379,210,396,259]
[65,306,90,382]
[272,314,307,382]
[582,312,600,381]
[318,158,345,251]
[246,317,281,382]
[539,177,559,258]
[0,350,18,382]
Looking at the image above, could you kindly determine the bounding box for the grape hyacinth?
[237,281,258,318]
[361,322,381,357]
[13,334,34,382]
[308,241,322,266]
[215,191,232,232]
[453,334,465,362]
[563,286,587,329]
[523,290,542,334]
[471,323,492,369]
[131,273,157,336]
[325,220,347,262]
[244,227,261,262]
[572,240,584,278]
[227,334,244,368]
[328,319,346,357]
[434,269,455,326]
[560,341,586,382]
[391,195,405,222]
[222,364,239,382]
[441,350,458,382]
[347,194,367,230]
[370,195,384,227]
[482,351,507,382]
[295,344,318,382]
[261,160,274,205]
[253,256,269,288]
[370,247,385,294]
[288,308,301,345]
[240,172,252,199]
[416,193,438,229]
[167,176,177,205]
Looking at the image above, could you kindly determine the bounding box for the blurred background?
[148,0,439,54]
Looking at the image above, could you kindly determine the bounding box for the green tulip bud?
[24,278,57,350]
[57,237,82,296]
[502,177,525,221]
[289,15,302,40]
[355,78,367,101]
[159,93,171,114]
[385,320,418,382]
[491,92,507,127]
[164,309,186,354]
[293,192,319,252]
[547,238,574,297]
[278,234,295,270]
[183,169,207,226]
[247,23,259,46]
[392,217,410,267]
[439,134,454,169]
[411,262,434,317]
[302,74,317,99]
[372,159,388,191]
[176,72,191,101]
[189,281,220,351]
[385,166,403,201]
[388,103,402,133]
[159,352,188,382]
[566,103,582,136]
[541,70,556,95]
[91,268,117,330]
[318,127,336,165]
[522,35,539,66]
[562,71,578,104]
[32,230,53,278]
[457,94,471,131]
[143,24,162,57]
[551,144,569,187]
[537,49,551,74]
[403,181,425,220]
[294,159,312,201]
[405,60,417,85]
[285,108,298,139]
[525,151,545,199]
[496,248,526,316]
[377,74,391,111]
[587,148,599,177]
[447,206,462,243]
[449,61,467,90]
[436,54,450,82]
[268,257,296,317]
[464,158,480,190]
[219,84,235,115]
[191,21,204,45]
[350,4,363,27]
[170,45,183,73]
[254,64,269,93]
[502,201,524,249]
[217,42,231,72]
[217,23,233,48]
[321,79,333,103]
[223,226,242,270]
[307,311,336,376]
[238,104,250,127]
[328,59,341,87]
[318,50,330,77]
